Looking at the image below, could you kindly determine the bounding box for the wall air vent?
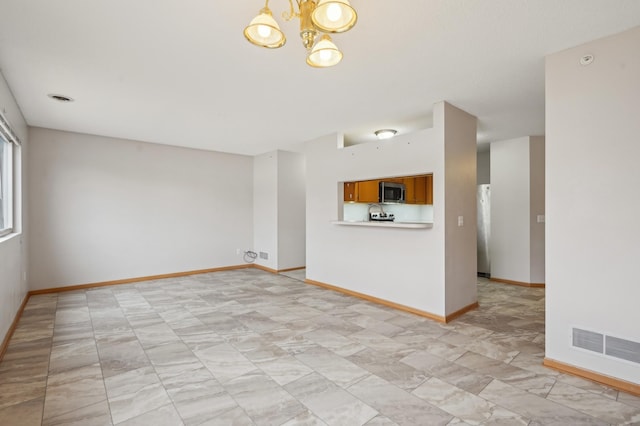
[572,328,640,365]
[605,336,640,364]
[572,328,604,353]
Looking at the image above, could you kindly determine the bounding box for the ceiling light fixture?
[375,129,397,140]
[244,0,357,68]
[48,94,74,102]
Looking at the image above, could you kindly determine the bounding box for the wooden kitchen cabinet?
[343,175,432,204]
[403,175,433,205]
[357,180,380,203]
[414,175,433,205]
[414,176,427,204]
[385,177,405,184]
[344,182,357,202]
[425,174,433,205]
[403,177,416,204]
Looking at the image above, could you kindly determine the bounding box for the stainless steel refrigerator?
[477,184,491,277]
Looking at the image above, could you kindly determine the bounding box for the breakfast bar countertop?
[331,220,433,229]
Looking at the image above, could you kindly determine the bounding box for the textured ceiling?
[0,1,639,155]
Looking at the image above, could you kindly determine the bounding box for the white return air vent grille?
[572,328,604,353]
[606,336,640,364]
[572,328,640,365]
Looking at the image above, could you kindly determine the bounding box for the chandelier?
[243,0,357,68]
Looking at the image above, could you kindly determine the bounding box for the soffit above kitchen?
[0,1,639,156]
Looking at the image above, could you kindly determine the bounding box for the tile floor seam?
[86,289,116,426]
[220,367,296,424]
[413,376,532,425]
[221,367,284,426]
[127,287,214,426]
[473,375,495,396]
[285,348,376,420]
[103,288,172,424]
[39,293,58,426]
[42,293,108,424]
[548,380,639,425]
[178,282,267,425]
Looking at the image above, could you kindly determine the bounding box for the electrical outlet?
[537,215,545,223]
[236,248,241,255]
[457,216,464,227]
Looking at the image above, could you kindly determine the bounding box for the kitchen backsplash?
[343,203,434,223]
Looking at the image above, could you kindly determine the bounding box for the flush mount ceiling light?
[48,94,74,103]
[244,0,357,68]
[374,129,397,140]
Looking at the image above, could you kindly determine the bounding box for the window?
[0,115,17,238]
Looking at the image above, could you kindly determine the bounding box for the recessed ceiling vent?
[579,54,594,66]
[48,94,74,102]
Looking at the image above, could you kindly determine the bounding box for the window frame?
[0,112,20,238]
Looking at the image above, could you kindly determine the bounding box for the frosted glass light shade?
[306,35,342,68]
[243,8,286,48]
[312,0,357,33]
[375,129,398,140]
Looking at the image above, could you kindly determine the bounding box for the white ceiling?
[0,1,639,156]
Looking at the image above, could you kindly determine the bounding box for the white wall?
[529,137,545,283]
[490,136,545,284]
[0,71,28,343]
[491,137,533,282]
[253,152,279,270]
[277,150,306,270]
[477,149,490,184]
[28,128,254,290]
[546,26,640,383]
[306,129,446,316]
[253,150,306,271]
[305,101,476,318]
[441,102,478,314]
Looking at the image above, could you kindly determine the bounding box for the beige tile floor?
[1,269,639,425]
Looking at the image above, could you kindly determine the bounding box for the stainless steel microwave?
[379,182,405,203]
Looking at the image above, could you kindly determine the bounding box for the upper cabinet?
[344,174,433,205]
[425,175,433,205]
[343,179,380,203]
[404,178,416,203]
[357,180,379,203]
[408,175,433,205]
[344,182,357,202]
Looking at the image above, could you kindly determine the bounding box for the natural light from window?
[0,134,13,237]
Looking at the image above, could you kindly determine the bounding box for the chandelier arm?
[281,0,298,21]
